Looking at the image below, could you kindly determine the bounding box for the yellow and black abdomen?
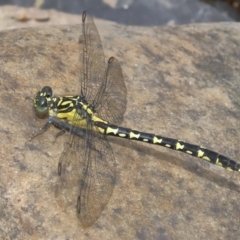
[95,121,240,172]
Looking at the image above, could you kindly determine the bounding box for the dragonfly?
[32,10,240,227]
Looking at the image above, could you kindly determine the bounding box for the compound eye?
[42,86,53,97]
[35,96,48,118]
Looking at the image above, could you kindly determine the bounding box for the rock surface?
[0,11,240,240]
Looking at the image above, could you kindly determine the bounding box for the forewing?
[80,11,106,103]
[80,12,127,125]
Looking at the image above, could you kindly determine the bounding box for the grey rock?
[0,17,240,239]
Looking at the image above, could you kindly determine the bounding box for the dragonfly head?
[33,86,53,119]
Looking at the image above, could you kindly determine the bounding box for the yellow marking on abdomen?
[106,127,118,135]
[202,156,210,161]
[153,136,162,144]
[215,162,223,167]
[197,149,204,158]
[129,132,140,139]
[175,142,184,150]
[118,133,126,137]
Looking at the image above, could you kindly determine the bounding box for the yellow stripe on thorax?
[49,98,109,133]
[197,149,210,161]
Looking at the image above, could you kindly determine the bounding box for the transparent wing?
[58,114,116,227]
[80,11,106,104]
[57,116,87,210]
[80,12,127,125]
[95,57,127,125]
[77,124,116,227]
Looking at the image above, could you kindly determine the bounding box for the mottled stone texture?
[0,19,240,240]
